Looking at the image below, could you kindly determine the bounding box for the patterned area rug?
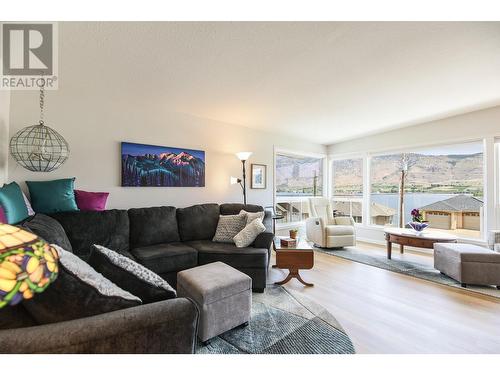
[316,247,500,299]
[196,285,355,354]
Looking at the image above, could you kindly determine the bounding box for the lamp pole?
[242,160,247,205]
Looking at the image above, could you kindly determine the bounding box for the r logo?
[2,23,53,75]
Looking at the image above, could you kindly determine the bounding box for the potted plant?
[408,208,429,233]
[289,229,298,239]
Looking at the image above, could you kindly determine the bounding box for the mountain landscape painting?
[121,142,205,187]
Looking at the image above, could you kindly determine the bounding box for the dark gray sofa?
[49,202,273,291]
[0,203,273,354]
[0,298,199,353]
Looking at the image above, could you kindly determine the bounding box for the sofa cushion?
[21,213,73,252]
[131,242,198,274]
[26,178,79,214]
[212,212,247,243]
[89,245,177,303]
[234,219,266,248]
[177,203,220,241]
[50,209,130,259]
[128,206,180,247]
[23,246,141,324]
[0,182,29,224]
[74,190,109,211]
[325,225,355,236]
[187,240,268,268]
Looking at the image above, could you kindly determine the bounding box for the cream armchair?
[306,197,356,248]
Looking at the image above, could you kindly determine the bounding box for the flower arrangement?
[410,209,424,223]
[408,209,428,232]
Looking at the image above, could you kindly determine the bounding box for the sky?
[121,142,205,161]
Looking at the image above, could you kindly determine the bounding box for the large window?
[275,152,325,225]
[370,141,484,238]
[332,158,364,223]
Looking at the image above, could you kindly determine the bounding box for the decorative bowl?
[408,221,428,232]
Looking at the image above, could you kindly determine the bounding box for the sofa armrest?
[0,297,199,354]
[253,232,274,250]
[306,217,325,247]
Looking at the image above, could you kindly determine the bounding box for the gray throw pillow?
[23,245,141,324]
[89,245,176,303]
[240,210,265,225]
[213,212,248,243]
[234,219,267,248]
[21,213,73,252]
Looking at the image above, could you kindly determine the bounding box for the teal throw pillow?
[0,182,30,224]
[26,178,79,214]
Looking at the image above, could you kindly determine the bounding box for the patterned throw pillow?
[88,245,176,303]
[234,219,267,248]
[213,212,248,243]
[23,245,141,324]
[240,210,265,225]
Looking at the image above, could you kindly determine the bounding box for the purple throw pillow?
[74,190,109,211]
[0,205,6,223]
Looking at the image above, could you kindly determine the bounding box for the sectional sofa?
[0,203,273,354]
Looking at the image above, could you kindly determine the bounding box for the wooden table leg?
[275,269,314,287]
[387,240,392,259]
[400,244,404,254]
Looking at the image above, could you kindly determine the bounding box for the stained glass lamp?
[0,224,59,308]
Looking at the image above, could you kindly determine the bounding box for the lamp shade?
[236,152,252,161]
[0,224,59,308]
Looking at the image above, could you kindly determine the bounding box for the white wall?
[8,90,324,209]
[328,105,500,244]
[0,90,9,186]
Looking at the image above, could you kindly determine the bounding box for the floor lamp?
[231,151,252,205]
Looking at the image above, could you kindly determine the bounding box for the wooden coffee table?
[273,236,314,287]
[384,228,457,259]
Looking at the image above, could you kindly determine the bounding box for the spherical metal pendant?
[9,124,70,172]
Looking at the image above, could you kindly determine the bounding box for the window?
[275,152,325,225]
[370,141,484,239]
[332,158,364,223]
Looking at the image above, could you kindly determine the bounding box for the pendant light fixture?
[9,80,70,172]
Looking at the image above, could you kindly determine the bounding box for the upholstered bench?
[177,261,252,343]
[434,243,500,288]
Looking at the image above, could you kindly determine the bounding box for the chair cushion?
[434,243,500,263]
[128,206,180,247]
[131,242,198,274]
[177,203,220,241]
[187,240,268,268]
[26,178,79,214]
[325,225,355,236]
[50,209,130,259]
[177,261,251,305]
[88,245,176,303]
[21,213,73,252]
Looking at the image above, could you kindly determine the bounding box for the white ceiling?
[61,22,500,145]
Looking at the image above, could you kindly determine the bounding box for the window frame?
[273,147,327,228]
[329,137,489,242]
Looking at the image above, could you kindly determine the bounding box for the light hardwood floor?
[268,241,500,354]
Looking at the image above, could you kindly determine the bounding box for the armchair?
[306,197,356,248]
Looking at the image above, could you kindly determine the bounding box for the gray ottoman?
[177,261,252,342]
[434,243,500,288]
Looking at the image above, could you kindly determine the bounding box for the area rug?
[196,285,355,354]
[316,247,500,299]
